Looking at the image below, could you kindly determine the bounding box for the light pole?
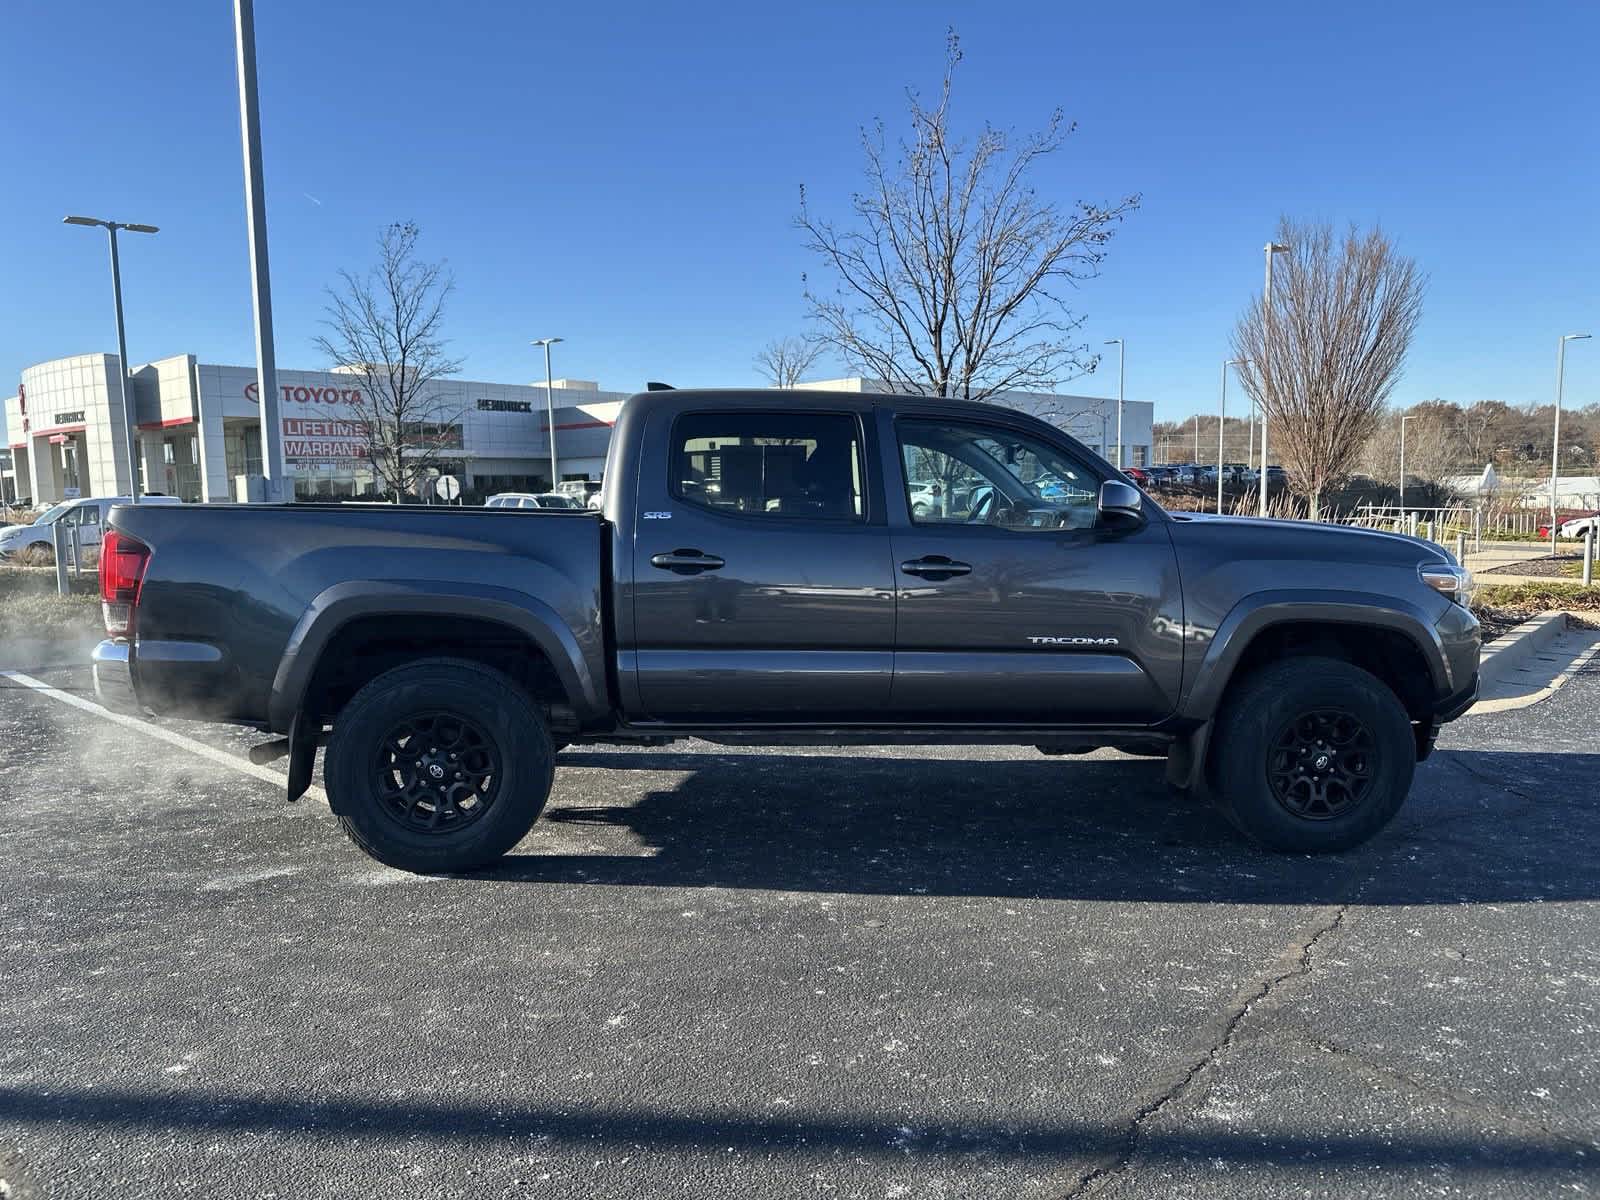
[1105,339,1125,468]
[1219,358,1249,513]
[532,337,564,488]
[1259,242,1290,517]
[1398,412,1417,520]
[1553,333,1592,547]
[63,216,158,502]
[233,0,285,503]
[1246,393,1255,473]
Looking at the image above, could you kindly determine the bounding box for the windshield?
[31,503,70,526]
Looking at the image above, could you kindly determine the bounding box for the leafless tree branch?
[797,30,1138,404]
[753,337,825,388]
[1232,219,1426,518]
[313,222,465,498]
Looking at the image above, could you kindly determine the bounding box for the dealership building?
[798,377,1154,467]
[3,354,1152,505]
[3,353,626,504]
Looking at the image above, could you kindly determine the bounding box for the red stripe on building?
[138,417,197,431]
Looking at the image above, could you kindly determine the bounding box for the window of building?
[671,412,864,521]
[898,418,1101,532]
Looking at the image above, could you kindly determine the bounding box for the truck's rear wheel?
[324,658,554,873]
[1212,656,1414,853]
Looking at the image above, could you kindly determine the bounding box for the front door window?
[899,419,1100,531]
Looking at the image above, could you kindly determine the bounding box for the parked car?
[556,479,603,503]
[92,387,1479,872]
[906,480,946,516]
[1557,513,1600,540]
[1125,467,1150,486]
[486,492,587,510]
[0,495,182,564]
[1143,466,1175,488]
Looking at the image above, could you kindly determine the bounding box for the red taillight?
[99,529,151,637]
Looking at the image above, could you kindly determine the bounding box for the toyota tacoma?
[92,388,1480,872]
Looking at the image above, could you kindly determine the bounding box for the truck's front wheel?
[1212,656,1415,853]
[323,658,555,873]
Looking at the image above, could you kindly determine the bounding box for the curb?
[1478,611,1568,688]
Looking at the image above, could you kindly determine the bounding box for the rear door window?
[672,412,865,521]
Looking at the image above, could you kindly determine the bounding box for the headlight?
[1420,563,1473,606]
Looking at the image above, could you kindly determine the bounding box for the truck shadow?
[479,748,1600,905]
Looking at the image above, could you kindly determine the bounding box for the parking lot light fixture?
[1399,412,1418,519]
[1219,359,1249,513]
[532,337,565,488]
[63,215,160,502]
[1553,333,1592,547]
[1105,339,1124,468]
[1259,242,1290,517]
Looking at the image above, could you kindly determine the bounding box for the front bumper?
[92,640,141,714]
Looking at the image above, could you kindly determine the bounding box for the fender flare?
[267,579,603,733]
[1179,589,1448,722]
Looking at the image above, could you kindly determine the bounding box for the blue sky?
[4,0,1597,436]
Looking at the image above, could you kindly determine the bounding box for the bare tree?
[1360,401,1461,488]
[1233,220,1425,518]
[754,337,825,388]
[314,222,465,498]
[797,31,1138,403]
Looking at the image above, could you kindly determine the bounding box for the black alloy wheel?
[1265,708,1376,821]
[374,711,502,834]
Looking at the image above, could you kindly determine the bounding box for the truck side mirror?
[1098,479,1143,526]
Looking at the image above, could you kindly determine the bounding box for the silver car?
[0,495,183,564]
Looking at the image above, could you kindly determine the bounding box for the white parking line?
[0,669,328,805]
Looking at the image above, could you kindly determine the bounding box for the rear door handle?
[899,555,972,579]
[650,550,726,575]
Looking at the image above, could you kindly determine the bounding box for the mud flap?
[1165,720,1213,797]
[286,712,319,804]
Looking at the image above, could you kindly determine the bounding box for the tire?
[323,657,555,873]
[19,542,53,567]
[1211,656,1414,853]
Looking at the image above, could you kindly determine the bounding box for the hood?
[1167,511,1455,565]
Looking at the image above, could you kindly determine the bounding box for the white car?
[1558,513,1600,539]
[485,492,586,511]
[0,495,183,564]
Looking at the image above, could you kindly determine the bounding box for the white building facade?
[796,377,1155,467]
[5,353,625,505]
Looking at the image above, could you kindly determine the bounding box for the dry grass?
[1472,582,1600,641]
[0,564,103,663]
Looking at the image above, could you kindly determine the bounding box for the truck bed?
[106,503,608,730]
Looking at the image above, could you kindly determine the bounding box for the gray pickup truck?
[93,388,1480,872]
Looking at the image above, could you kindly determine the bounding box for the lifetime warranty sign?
[282,416,368,463]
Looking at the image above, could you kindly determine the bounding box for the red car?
[1126,467,1150,486]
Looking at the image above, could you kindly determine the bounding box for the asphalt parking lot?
[2,658,1598,1199]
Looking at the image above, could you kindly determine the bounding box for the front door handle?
[650,549,726,575]
[899,555,972,579]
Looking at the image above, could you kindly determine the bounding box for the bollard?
[69,525,82,580]
[1473,508,1481,553]
[1407,512,1418,538]
[1586,529,1594,588]
[52,521,71,596]
[1456,531,1466,563]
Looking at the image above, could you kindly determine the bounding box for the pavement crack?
[1060,903,1351,1197]
[1282,1027,1600,1154]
